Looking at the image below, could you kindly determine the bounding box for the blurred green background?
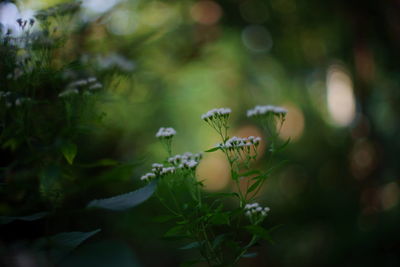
[1,0,400,266]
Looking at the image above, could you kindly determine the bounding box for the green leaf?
[87,180,157,211]
[179,241,202,250]
[247,179,263,194]
[35,229,101,263]
[212,234,228,249]
[61,141,77,165]
[204,147,220,153]
[231,170,239,181]
[240,170,261,177]
[276,137,291,153]
[163,225,187,239]
[244,225,274,243]
[242,252,258,258]
[0,212,48,225]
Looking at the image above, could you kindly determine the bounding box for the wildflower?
[201,108,231,121]
[246,105,287,118]
[168,152,202,170]
[87,77,97,83]
[15,97,31,106]
[140,172,156,182]
[160,166,176,176]
[58,88,79,98]
[151,163,164,174]
[155,127,176,139]
[217,136,262,150]
[201,107,232,138]
[88,82,102,90]
[244,202,270,222]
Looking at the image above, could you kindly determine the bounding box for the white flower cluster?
[217,136,261,150]
[168,152,202,170]
[140,162,177,182]
[0,91,32,108]
[140,172,156,182]
[58,77,102,98]
[201,108,231,121]
[247,105,287,118]
[244,203,270,218]
[140,152,202,182]
[155,127,176,139]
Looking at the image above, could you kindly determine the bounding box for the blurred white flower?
[155,127,176,139]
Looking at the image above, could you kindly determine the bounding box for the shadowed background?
[1,0,400,266]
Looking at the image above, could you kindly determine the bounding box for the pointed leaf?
[35,229,101,263]
[61,141,77,165]
[205,147,220,153]
[87,180,157,211]
[179,241,202,250]
[0,212,48,225]
[242,252,258,258]
[247,179,263,194]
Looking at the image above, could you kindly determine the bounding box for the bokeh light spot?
[326,65,356,126]
[381,182,399,211]
[107,9,137,35]
[196,153,230,191]
[278,103,305,141]
[241,25,273,52]
[190,1,222,26]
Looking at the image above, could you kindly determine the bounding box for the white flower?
[217,136,262,150]
[15,97,31,106]
[140,172,156,181]
[58,88,79,98]
[201,107,231,121]
[155,127,176,139]
[88,82,102,90]
[87,77,97,83]
[183,159,198,169]
[168,152,202,170]
[0,3,20,35]
[160,166,175,176]
[244,202,270,219]
[247,105,287,118]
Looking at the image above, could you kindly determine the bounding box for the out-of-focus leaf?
[39,165,62,200]
[241,252,258,258]
[275,137,291,153]
[244,225,274,243]
[61,141,77,165]
[163,225,187,239]
[35,229,101,263]
[0,212,48,225]
[87,180,157,211]
[212,234,228,249]
[179,241,202,250]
